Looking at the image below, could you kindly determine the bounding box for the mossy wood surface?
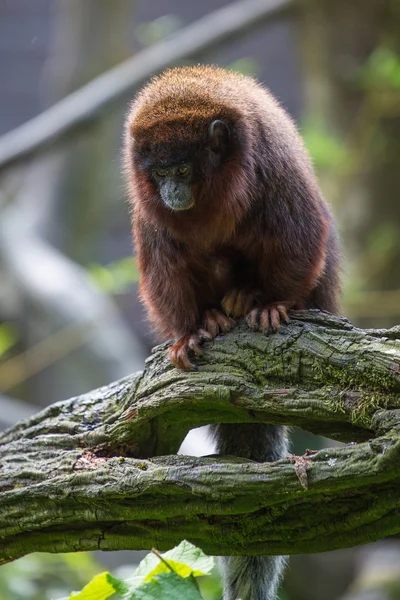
[0,311,399,563]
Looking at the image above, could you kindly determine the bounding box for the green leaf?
[152,540,214,579]
[129,572,203,600]
[122,552,161,591]
[124,541,214,592]
[107,574,130,596]
[68,572,117,599]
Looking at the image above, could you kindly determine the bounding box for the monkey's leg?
[211,423,289,600]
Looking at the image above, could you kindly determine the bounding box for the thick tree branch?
[0,311,399,563]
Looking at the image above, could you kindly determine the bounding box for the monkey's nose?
[160,180,194,211]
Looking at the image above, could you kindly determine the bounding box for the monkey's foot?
[169,310,234,371]
[222,289,259,318]
[169,330,213,371]
[246,302,290,333]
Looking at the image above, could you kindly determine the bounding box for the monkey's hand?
[169,331,212,371]
[246,302,290,333]
[169,309,234,370]
[222,288,260,318]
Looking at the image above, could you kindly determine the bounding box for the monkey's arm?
[136,223,199,334]
[223,197,336,331]
[253,204,335,328]
[135,220,232,369]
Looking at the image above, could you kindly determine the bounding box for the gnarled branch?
[0,311,399,563]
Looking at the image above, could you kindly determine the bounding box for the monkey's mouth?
[159,180,194,211]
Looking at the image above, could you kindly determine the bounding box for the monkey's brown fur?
[125,65,340,371]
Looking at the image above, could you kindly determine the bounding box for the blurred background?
[0,0,400,598]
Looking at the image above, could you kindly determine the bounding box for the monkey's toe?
[222,289,258,318]
[246,303,290,334]
[198,328,213,342]
[188,330,212,355]
[168,339,194,370]
[246,307,260,330]
[169,330,213,371]
[203,309,234,337]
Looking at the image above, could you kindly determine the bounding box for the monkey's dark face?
[153,162,194,211]
[132,119,231,213]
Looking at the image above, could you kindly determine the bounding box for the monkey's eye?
[155,168,168,178]
[176,165,190,177]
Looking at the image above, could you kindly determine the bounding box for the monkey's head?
[131,117,232,213]
[124,66,258,242]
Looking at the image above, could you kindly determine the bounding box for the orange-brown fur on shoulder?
[124,65,341,370]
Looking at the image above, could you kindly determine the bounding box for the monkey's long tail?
[210,423,289,600]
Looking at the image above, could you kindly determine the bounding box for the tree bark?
[0,311,399,564]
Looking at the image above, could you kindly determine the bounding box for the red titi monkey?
[124,65,341,600]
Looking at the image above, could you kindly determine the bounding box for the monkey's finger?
[203,311,219,337]
[168,345,181,368]
[223,290,253,318]
[269,307,281,331]
[177,348,195,370]
[277,304,289,324]
[168,344,194,371]
[188,335,203,356]
[259,308,271,333]
[213,310,234,333]
[221,291,237,317]
[198,328,213,342]
[246,307,260,330]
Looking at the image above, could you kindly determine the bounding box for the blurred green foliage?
[367,222,398,260]
[302,45,400,321]
[87,257,139,294]
[360,47,400,91]
[0,553,104,600]
[303,46,400,172]
[0,322,19,358]
[302,119,350,171]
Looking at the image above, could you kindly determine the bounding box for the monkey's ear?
[209,120,230,162]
